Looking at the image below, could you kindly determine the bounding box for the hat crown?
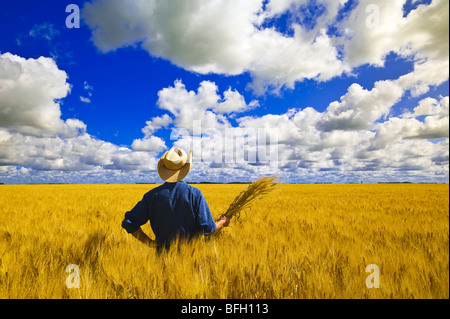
[164,147,187,170]
[157,147,192,182]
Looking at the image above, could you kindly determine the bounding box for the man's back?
[122,181,216,248]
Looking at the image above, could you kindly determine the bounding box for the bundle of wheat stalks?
[217,176,278,222]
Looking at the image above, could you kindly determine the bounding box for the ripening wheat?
[0,183,448,298]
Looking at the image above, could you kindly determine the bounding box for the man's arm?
[130,227,158,248]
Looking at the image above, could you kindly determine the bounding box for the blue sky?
[0,0,448,184]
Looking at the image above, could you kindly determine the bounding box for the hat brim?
[157,151,192,183]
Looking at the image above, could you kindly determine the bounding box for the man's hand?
[214,215,231,233]
[221,216,231,227]
[131,227,158,248]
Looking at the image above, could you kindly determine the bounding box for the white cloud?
[83,81,94,91]
[396,57,449,97]
[238,107,321,146]
[131,136,166,152]
[340,0,449,98]
[133,65,448,182]
[3,0,450,187]
[156,80,226,132]
[156,80,257,132]
[28,23,60,42]
[82,0,347,94]
[317,80,404,132]
[80,81,94,103]
[401,96,447,118]
[364,96,448,155]
[82,0,448,95]
[215,88,259,114]
[141,114,173,137]
[83,0,260,74]
[0,53,162,176]
[340,0,448,66]
[110,149,158,171]
[80,96,91,103]
[248,27,347,94]
[0,123,162,173]
[150,75,446,182]
[0,53,71,136]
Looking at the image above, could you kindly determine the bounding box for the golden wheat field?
[0,183,448,299]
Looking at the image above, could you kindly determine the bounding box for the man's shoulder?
[144,182,200,194]
[178,181,200,192]
[176,182,205,197]
[142,184,166,197]
[147,184,165,192]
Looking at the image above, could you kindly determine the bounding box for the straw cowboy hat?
[157,147,192,183]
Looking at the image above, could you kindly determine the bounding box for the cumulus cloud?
[369,96,449,148]
[396,57,449,97]
[401,96,448,118]
[1,51,447,183]
[110,149,158,171]
[141,114,173,137]
[131,136,166,152]
[82,0,347,94]
[0,53,162,177]
[0,53,71,136]
[2,0,449,183]
[156,80,257,132]
[214,88,259,114]
[317,80,404,132]
[83,0,260,73]
[249,27,347,94]
[340,0,448,67]
[82,0,448,95]
[339,0,449,98]
[149,75,447,182]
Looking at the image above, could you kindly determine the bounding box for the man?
[121,147,230,249]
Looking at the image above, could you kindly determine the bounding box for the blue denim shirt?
[121,181,216,247]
